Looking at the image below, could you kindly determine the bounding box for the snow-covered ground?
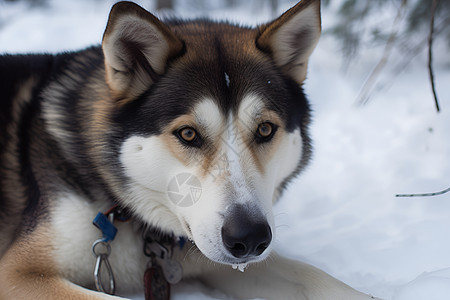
[1,1,449,299]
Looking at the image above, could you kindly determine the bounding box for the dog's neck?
[103,203,186,247]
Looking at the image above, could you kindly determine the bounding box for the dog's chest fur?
[50,193,145,293]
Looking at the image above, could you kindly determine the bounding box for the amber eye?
[258,122,273,137]
[179,127,197,142]
[256,122,277,143]
[175,127,203,148]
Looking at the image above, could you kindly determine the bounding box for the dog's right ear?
[102,1,184,101]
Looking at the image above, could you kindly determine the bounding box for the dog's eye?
[256,122,277,143]
[180,127,196,142]
[258,123,273,137]
[175,127,202,147]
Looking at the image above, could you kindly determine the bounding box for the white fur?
[266,128,302,202]
[192,98,225,137]
[51,193,147,295]
[237,93,265,126]
[119,135,189,237]
[223,114,250,204]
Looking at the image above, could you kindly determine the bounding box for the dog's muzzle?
[221,204,272,259]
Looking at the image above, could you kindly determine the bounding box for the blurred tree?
[226,0,238,6]
[3,0,46,5]
[157,0,174,10]
[325,0,449,111]
[326,0,450,62]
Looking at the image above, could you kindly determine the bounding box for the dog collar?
[91,204,185,299]
[91,206,121,295]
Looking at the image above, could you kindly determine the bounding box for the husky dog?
[0,1,379,299]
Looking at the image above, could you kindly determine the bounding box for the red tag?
[144,265,170,300]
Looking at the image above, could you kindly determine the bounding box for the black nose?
[221,205,272,258]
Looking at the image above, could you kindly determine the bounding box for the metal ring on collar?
[91,239,112,257]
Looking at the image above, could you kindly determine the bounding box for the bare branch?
[396,186,450,198]
[428,0,441,113]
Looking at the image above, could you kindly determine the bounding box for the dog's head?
[100,0,320,265]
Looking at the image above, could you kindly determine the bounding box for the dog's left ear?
[102,1,184,100]
[257,0,321,84]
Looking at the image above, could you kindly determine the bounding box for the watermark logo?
[167,173,202,207]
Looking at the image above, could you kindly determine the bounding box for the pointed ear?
[257,0,321,84]
[102,1,184,100]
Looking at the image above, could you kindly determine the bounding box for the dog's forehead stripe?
[193,95,267,136]
[238,94,265,127]
[193,98,224,135]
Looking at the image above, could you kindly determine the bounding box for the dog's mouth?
[206,246,271,271]
[217,256,265,266]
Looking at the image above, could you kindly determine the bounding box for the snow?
[231,263,248,273]
[1,1,449,299]
[393,268,450,300]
